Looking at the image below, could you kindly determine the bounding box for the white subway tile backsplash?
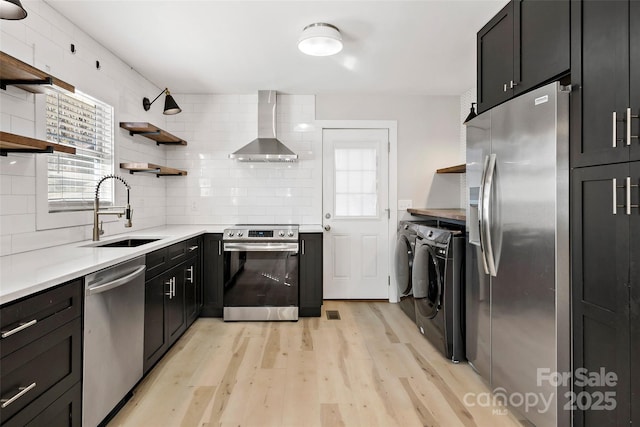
[0,213,34,235]
[0,195,29,215]
[11,176,35,195]
[164,93,322,226]
[1,2,168,255]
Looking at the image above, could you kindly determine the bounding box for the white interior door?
[322,128,389,299]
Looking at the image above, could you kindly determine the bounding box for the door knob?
[324,225,331,231]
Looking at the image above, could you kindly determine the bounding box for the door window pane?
[334,148,378,217]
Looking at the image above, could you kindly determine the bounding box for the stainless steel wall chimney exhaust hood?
[229,90,298,162]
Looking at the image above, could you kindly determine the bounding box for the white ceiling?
[45,0,507,96]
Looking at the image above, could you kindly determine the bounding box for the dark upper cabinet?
[572,163,632,426]
[477,2,514,113]
[477,0,570,114]
[299,233,323,317]
[631,0,640,162]
[202,234,224,317]
[571,0,639,167]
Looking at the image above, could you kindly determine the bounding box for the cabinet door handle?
[301,240,305,255]
[188,245,199,252]
[628,108,639,146]
[218,240,222,256]
[1,319,37,339]
[172,277,176,297]
[165,277,174,298]
[503,83,508,92]
[613,111,627,147]
[1,382,36,408]
[626,176,640,215]
[626,177,632,215]
[613,178,617,214]
[187,266,194,283]
[613,178,636,215]
[510,80,518,89]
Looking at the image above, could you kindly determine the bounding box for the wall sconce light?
[463,102,477,124]
[298,23,343,56]
[143,88,182,115]
[0,0,28,20]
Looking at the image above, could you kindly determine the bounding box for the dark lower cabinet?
[630,161,640,422]
[202,233,224,317]
[144,238,202,373]
[0,280,82,427]
[143,271,170,373]
[299,233,323,317]
[20,382,81,427]
[572,163,638,426]
[166,269,186,345]
[184,236,203,327]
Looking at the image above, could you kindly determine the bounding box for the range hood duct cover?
[229,90,298,162]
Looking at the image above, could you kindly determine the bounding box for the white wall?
[315,94,462,221]
[0,1,168,255]
[163,94,322,226]
[459,87,476,209]
[0,1,472,257]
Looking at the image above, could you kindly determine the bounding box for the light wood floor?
[108,301,525,427]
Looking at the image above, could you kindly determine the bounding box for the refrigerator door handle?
[482,153,498,277]
[477,155,490,275]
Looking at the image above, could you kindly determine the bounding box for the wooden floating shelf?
[119,122,187,145]
[436,164,466,174]
[0,131,76,156]
[120,162,187,177]
[0,51,75,93]
[407,208,466,222]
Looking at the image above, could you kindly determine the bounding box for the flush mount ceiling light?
[143,88,181,115]
[298,23,343,57]
[0,0,27,20]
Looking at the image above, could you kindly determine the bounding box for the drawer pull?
[188,245,199,252]
[1,382,36,408]
[1,319,37,338]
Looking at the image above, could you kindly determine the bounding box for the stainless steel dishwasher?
[83,256,145,427]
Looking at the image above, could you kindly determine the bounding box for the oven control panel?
[223,225,298,241]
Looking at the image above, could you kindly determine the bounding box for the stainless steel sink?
[91,238,161,248]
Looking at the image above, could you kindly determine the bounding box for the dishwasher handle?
[86,265,146,296]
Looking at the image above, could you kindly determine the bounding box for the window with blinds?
[45,90,114,212]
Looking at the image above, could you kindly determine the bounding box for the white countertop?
[0,224,323,305]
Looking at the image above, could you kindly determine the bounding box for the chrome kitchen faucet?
[93,174,133,241]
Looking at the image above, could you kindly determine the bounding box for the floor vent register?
[326,310,341,320]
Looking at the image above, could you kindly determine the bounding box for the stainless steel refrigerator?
[466,81,570,427]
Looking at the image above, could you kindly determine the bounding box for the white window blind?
[45,90,114,212]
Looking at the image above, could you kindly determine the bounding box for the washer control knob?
[279,231,285,237]
[228,231,235,237]
[237,232,243,237]
[428,231,434,238]
[287,231,294,237]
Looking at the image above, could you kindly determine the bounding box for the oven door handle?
[223,242,299,252]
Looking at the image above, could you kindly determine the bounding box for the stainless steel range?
[223,225,299,321]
